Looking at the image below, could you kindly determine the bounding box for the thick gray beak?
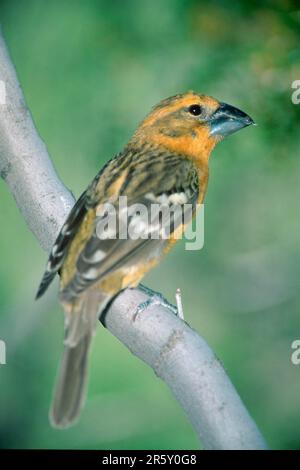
[209,102,255,137]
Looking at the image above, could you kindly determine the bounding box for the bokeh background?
[0,0,300,450]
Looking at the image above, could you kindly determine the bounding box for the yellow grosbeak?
[36,91,254,428]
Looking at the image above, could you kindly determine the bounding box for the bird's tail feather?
[50,289,111,428]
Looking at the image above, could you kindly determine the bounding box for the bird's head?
[131,91,254,164]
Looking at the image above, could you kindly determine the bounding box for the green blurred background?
[0,0,300,450]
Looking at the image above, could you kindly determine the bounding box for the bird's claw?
[133,284,178,320]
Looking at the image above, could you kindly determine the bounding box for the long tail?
[50,289,111,428]
[50,332,92,428]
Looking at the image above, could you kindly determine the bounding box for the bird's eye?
[188,104,202,116]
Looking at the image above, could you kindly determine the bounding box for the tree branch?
[0,28,74,249]
[0,30,268,450]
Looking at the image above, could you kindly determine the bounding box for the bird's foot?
[133,284,178,320]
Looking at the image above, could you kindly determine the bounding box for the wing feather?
[36,148,199,300]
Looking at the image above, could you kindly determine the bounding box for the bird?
[36,91,254,428]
